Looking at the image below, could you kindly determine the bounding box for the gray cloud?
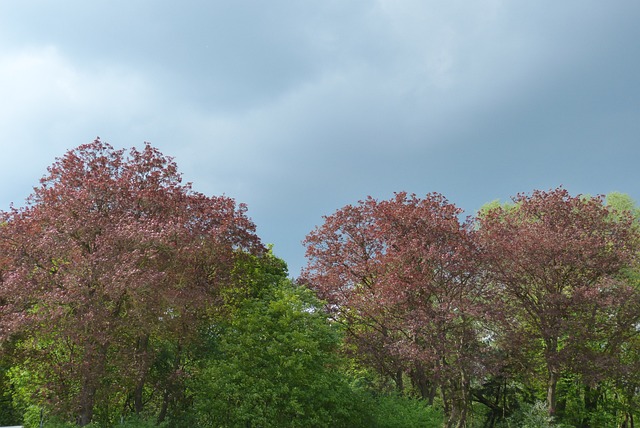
[1,0,639,274]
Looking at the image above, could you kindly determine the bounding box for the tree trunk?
[473,391,501,428]
[578,384,599,428]
[544,336,560,418]
[444,370,470,428]
[134,334,150,414]
[411,362,436,405]
[546,370,558,417]
[134,379,145,415]
[77,343,109,426]
[77,380,97,426]
[157,388,170,425]
[157,343,182,425]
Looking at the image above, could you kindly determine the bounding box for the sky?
[1,1,639,276]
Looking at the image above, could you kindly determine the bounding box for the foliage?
[0,350,23,425]
[0,140,263,425]
[3,143,640,427]
[192,280,371,427]
[476,188,640,418]
[503,401,555,428]
[19,414,170,428]
[607,191,640,222]
[369,393,443,428]
[302,192,489,427]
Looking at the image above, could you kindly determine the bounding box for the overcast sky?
[1,1,639,275]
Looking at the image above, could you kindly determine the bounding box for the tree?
[607,192,640,222]
[0,140,263,425]
[302,192,488,428]
[192,280,370,428]
[476,188,640,418]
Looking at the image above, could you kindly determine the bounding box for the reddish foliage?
[0,139,263,423]
[302,192,488,426]
[476,188,640,415]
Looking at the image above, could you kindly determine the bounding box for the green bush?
[500,401,574,428]
[369,393,443,428]
[191,282,371,427]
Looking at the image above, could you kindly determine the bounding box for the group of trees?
[0,141,441,427]
[302,189,640,427]
[0,140,638,427]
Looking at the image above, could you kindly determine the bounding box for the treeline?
[302,190,640,427]
[0,141,638,427]
[0,141,438,428]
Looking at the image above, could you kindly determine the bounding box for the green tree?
[607,192,640,221]
[192,281,371,427]
[0,343,23,426]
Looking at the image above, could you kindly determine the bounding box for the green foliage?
[368,393,443,428]
[222,245,289,306]
[0,358,22,425]
[22,414,170,428]
[22,405,45,428]
[192,281,371,427]
[607,191,640,221]
[503,401,555,428]
[5,364,45,427]
[476,199,517,218]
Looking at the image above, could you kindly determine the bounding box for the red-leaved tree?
[0,140,263,425]
[302,192,488,428]
[476,188,640,418]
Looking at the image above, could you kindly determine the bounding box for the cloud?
[0,45,158,204]
[1,0,639,275]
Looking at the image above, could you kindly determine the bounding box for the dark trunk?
[546,370,558,417]
[473,391,500,427]
[544,337,559,418]
[134,334,150,414]
[157,343,182,425]
[157,389,170,425]
[77,343,109,426]
[77,381,96,427]
[411,362,436,405]
[578,384,599,428]
[444,369,470,428]
[134,380,145,415]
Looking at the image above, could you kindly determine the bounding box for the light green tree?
[191,281,371,428]
[607,191,640,222]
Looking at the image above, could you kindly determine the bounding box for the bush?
[191,282,371,427]
[369,393,443,428]
[501,401,574,428]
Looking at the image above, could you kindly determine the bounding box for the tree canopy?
[0,140,263,425]
[2,141,640,427]
[303,188,640,427]
[302,192,488,427]
[476,188,640,419]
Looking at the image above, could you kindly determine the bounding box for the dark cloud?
[1,1,639,275]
